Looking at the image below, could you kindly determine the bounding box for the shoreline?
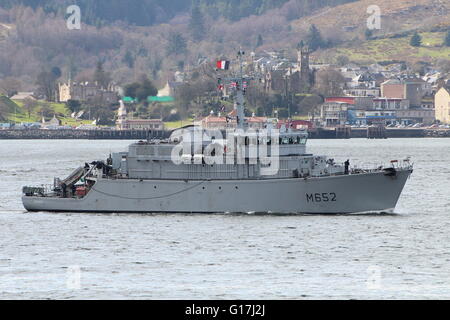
[0,128,449,139]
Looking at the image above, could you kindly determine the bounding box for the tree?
[437,59,450,76]
[0,77,22,97]
[124,75,158,102]
[189,6,205,41]
[256,34,264,48]
[336,55,350,67]
[314,68,345,97]
[166,32,187,55]
[445,31,450,47]
[66,99,82,113]
[255,106,265,116]
[23,98,37,118]
[124,82,141,98]
[36,71,58,101]
[94,61,111,88]
[38,102,54,118]
[305,24,325,51]
[277,108,289,118]
[411,61,427,76]
[135,75,158,101]
[298,94,323,115]
[51,66,62,78]
[91,106,115,125]
[410,31,422,47]
[123,51,135,68]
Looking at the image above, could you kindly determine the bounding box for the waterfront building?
[372,98,409,110]
[325,96,374,109]
[41,115,61,128]
[381,78,429,108]
[195,111,268,130]
[116,100,164,131]
[435,87,450,124]
[316,102,351,127]
[395,109,435,125]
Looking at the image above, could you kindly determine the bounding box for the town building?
[315,95,433,126]
[395,109,435,125]
[325,96,374,110]
[116,101,164,130]
[277,119,313,130]
[256,48,314,94]
[41,115,61,128]
[435,87,450,124]
[347,110,397,126]
[381,78,429,108]
[372,98,409,110]
[195,110,268,130]
[315,102,352,127]
[58,81,119,105]
[10,92,36,100]
[343,87,380,97]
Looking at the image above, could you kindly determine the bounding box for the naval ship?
[22,52,413,214]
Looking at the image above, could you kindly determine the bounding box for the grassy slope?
[291,0,450,63]
[292,0,450,34]
[2,97,91,126]
[333,32,450,63]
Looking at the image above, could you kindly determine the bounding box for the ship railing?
[22,184,56,197]
[350,159,413,174]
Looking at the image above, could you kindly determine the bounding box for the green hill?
[327,32,450,64]
[0,95,19,121]
[0,96,91,126]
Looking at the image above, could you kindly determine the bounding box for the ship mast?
[235,50,246,130]
[218,49,249,130]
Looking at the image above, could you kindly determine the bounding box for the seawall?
[0,128,449,140]
[0,129,170,140]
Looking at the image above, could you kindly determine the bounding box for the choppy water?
[0,138,449,299]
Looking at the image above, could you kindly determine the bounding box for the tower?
[298,47,311,92]
[117,100,128,130]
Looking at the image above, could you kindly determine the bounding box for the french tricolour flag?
[216,60,230,70]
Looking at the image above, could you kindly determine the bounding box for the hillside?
[0,95,91,125]
[291,0,450,63]
[0,0,293,26]
[0,0,449,93]
[332,32,450,64]
[292,0,450,34]
[0,94,17,120]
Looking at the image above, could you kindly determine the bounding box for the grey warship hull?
[22,168,412,214]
